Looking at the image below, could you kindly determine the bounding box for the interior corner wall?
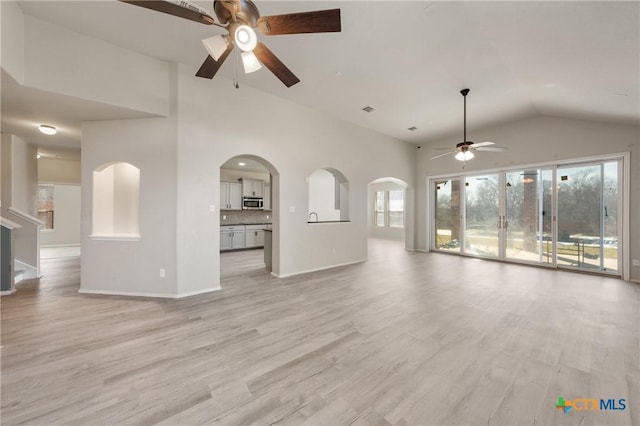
[10,135,37,216]
[81,115,178,297]
[1,134,13,212]
[175,63,416,290]
[415,115,640,281]
[1,0,25,83]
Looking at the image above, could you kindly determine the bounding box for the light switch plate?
[289,206,295,213]
[209,204,215,212]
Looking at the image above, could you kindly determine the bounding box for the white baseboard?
[630,278,639,284]
[273,259,366,278]
[79,286,220,299]
[14,260,37,281]
[175,287,221,298]
[40,243,80,248]
[0,289,17,296]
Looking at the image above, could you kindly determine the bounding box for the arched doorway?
[219,155,279,283]
[367,177,410,255]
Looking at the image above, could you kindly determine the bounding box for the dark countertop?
[307,220,351,224]
[221,223,272,226]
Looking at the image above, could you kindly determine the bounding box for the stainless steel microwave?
[243,197,264,210]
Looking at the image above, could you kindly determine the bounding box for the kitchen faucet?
[309,212,318,222]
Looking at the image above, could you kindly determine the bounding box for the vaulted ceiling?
[4,1,639,153]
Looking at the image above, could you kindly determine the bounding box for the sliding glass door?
[556,161,619,273]
[431,157,622,276]
[464,174,500,258]
[504,169,553,264]
[434,179,461,252]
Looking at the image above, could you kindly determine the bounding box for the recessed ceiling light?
[238,162,246,166]
[38,125,57,135]
[408,126,418,131]
[362,106,375,113]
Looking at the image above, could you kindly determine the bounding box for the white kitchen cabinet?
[220,182,242,210]
[242,179,264,198]
[263,183,271,210]
[244,225,265,248]
[220,225,245,250]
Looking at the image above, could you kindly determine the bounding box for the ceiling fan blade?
[195,46,233,79]
[475,146,508,152]
[119,0,215,25]
[257,9,341,35]
[431,151,454,160]
[470,141,495,148]
[435,147,453,151]
[253,43,300,87]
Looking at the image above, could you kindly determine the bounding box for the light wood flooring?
[1,239,639,425]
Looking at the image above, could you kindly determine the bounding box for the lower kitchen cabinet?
[220,226,245,250]
[245,225,265,248]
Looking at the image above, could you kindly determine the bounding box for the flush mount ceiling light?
[38,124,57,135]
[238,162,246,166]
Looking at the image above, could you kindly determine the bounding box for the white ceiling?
[5,1,639,153]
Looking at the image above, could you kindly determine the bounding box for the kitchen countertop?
[221,223,272,226]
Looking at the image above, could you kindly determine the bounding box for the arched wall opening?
[307,167,349,222]
[218,154,280,280]
[91,161,140,239]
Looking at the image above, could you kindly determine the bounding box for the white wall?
[81,113,178,296]
[175,62,415,291]
[38,158,81,184]
[1,0,25,83]
[368,181,406,241]
[9,135,37,215]
[416,115,640,281]
[40,184,81,247]
[23,15,170,115]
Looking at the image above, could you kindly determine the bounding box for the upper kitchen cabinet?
[263,183,271,210]
[221,182,242,210]
[242,179,264,198]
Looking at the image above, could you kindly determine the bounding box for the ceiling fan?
[431,88,507,162]
[119,0,341,87]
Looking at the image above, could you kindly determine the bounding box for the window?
[37,185,54,230]
[375,190,404,228]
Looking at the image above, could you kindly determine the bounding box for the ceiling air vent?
[408,126,418,131]
[361,106,375,113]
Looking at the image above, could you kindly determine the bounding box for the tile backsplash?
[220,210,272,225]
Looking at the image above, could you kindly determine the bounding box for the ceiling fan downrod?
[461,88,469,143]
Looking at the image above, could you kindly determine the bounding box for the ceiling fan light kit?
[431,88,507,163]
[120,0,342,87]
[202,34,229,60]
[241,51,262,73]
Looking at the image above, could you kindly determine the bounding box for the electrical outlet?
[223,215,226,220]
[209,204,215,212]
[633,259,640,267]
[266,215,270,219]
[159,268,166,278]
[289,206,295,213]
